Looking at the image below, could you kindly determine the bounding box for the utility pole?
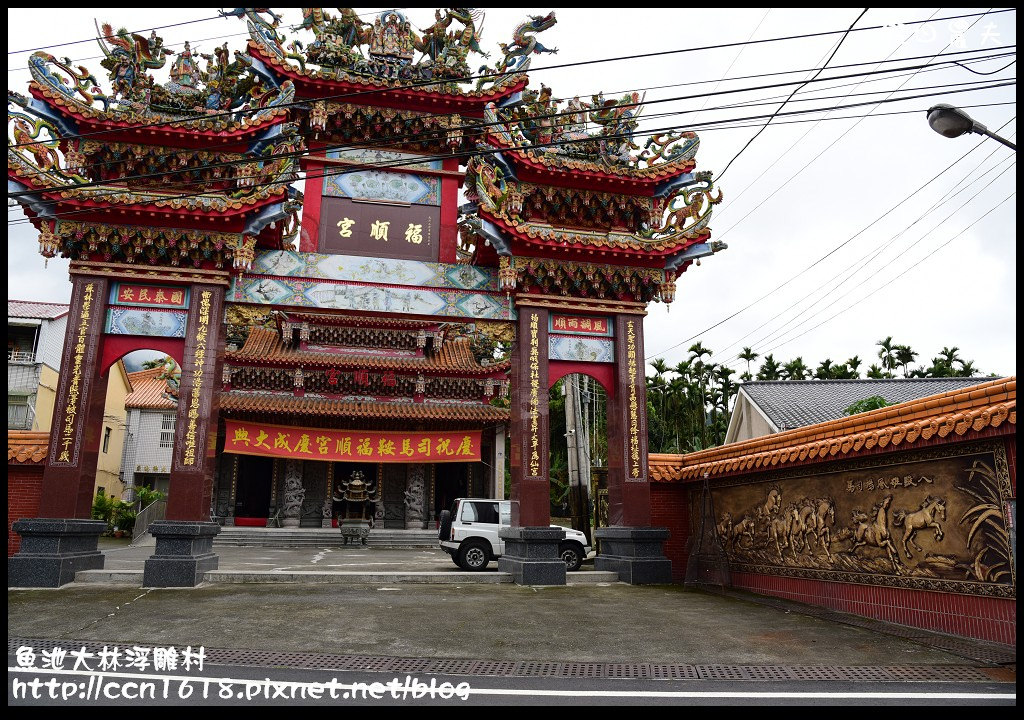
[564,374,592,544]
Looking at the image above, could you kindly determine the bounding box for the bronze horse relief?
[700,447,1014,595]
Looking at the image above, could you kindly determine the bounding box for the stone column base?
[595,527,672,584]
[498,526,566,586]
[143,521,220,588]
[8,519,106,588]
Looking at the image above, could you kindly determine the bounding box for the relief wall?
[697,442,1014,597]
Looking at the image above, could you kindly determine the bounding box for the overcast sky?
[7,8,1017,378]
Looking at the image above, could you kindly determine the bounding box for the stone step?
[73,569,620,586]
[213,527,439,549]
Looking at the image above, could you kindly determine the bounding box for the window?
[463,501,499,524]
[159,413,175,448]
[102,427,111,453]
[7,399,30,430]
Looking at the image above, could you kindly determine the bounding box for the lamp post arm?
[976,124,1017,151]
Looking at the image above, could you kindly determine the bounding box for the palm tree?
[813,358,835,380]
[833,363,858,379]
[783,357,810,380]
[650,358,669,378]
[740,370,753,382]
[714,365,737,412]
[894,344,918,378]
[866,363,886,379]
[846,355,862,378]
[738,346,759,378]
[876,336,897,378]
[939,346,962,367]
[923,356,954,377]
[957,359,980,377]
[757,354,782,381]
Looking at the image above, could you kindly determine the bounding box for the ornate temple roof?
[220,391,509,423]
[648,377,1016,483]
[279,311,441,330]
[228,326,509,374]
[241,8,534,108]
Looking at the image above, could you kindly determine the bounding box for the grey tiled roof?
[741,378,998,431]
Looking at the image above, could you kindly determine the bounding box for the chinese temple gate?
[8,8,724,587]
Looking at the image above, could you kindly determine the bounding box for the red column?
[166,283,225,521]
[438,157,460,264]
[606,313,652,527]
[40,275,110,519]
[299,158,324,252]
[508,305,550,527]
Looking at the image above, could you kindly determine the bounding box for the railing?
[7,351,36,364]
[132,499,167,542]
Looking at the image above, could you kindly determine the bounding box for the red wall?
[731,572,1016,646]
[652,480,1015,646]
[651,483,690,583]
[8,464,44,556]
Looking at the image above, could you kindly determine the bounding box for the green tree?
[757,354,782,381]
[876,336,897,378]
[845,395,891,415]
[894,344,919,378]
[141,355,171,370]
[957,359,980,377]
[813,358,835,380]
[738,346,759,378]
[866,363,886,379]
[783,357,810,380]
[846,355,862,378]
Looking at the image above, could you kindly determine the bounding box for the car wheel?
[458,541,490,571]
[438,510,452,541]
[559,542,584,572]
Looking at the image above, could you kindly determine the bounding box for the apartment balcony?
[8,362,41,396]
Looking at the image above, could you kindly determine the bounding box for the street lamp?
[926,104,1016,151]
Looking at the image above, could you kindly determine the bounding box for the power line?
[717,8,868,181]
[9,47,1015,184]
[9,10,1016,148]
[715,148,1017,366]
[758,158,1017,354]
[9,83,1016,226]
[12,66,1013,186]
[714,8,1002,236]
[714,7,946,222]
[8,14,226,55]
[644,115,1016,360]
[759,187,1016,357]
[6,8,395,55]
[678,9,1014,369]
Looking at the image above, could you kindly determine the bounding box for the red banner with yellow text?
[224,420,481,463]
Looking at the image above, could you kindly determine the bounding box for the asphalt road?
[8,653,1015,706]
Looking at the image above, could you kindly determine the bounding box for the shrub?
[845,395,891,416]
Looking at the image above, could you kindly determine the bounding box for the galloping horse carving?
[796,497,836,561]
[768,504,800,560]
[892,496,946,559]
[850,495,902,574]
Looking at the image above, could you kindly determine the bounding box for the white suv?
[439,498,591,572]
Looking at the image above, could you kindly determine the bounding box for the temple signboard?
[318,196,439,262]
[225,420,481,463]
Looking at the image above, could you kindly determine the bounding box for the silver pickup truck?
[438,498,591,571]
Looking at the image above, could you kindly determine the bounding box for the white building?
[119,366,178,498]
[7,300,69,430]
